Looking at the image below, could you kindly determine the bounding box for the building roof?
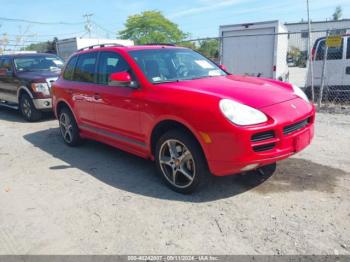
[285,19,350,26]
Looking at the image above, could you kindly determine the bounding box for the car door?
[92,51,143,146]
[313,38,344,88]
[69,52,99,126]
[0,57,17,103]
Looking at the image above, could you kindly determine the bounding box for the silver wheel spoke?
[167,140,178,158]
[178,167,194,182]
[172,169,178,184]
[179,149,191,164]
[160,156,172,167]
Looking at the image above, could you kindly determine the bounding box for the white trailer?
[219,20,289,81]
[56,37,134,61]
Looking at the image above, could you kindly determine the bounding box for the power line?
[92,21,116,37]
[3,31,85,37]
[0,16,84,25]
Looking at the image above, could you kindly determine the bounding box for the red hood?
[155,75,297,109]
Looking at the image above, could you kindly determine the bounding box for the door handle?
[93,93,101,100]
[346,67,350,75]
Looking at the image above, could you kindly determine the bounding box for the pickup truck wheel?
[58,107,81,146]
[155,130,209,194]
[20,94,42,122]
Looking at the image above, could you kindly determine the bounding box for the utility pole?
[83,13,94,38]
[306,0,314,102]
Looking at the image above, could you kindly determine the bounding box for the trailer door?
[222,27,275,78]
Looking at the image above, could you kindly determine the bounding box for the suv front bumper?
[33,98,52,110]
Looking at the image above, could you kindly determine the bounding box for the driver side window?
[97,52,131,85]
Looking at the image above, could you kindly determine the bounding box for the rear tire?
[19,94,42,122]
[58,107,81,146]
[155,129,209,194]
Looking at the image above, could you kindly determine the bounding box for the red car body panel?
[52,46,315,176]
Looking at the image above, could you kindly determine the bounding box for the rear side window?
[73,52,97,83]
[316,39,343,61]
[0,58,13,71]
[96,52,131,85]
[347,37,350,59]
[63,56,78,80]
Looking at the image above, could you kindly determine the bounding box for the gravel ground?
[0,107,349,255]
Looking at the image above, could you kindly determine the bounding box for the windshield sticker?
[195,60,214,69]
[152,77,162,82]
[208,70,221,76]
[53,60,64,65]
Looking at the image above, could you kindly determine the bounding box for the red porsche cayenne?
[52,44,315,193]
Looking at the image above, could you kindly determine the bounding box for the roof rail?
[144,43,176,46]
[77,43,125,52]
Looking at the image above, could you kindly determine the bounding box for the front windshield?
[129,48,227,84]
[14,55,64,72]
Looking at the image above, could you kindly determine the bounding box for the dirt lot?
[0,107,349,255]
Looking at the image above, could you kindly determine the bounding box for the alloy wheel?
[159,139,196,189]
[22,98,32,118]
[59,113,73,144]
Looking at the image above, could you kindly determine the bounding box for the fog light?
[241,164,259,172]
[45,101,50,106]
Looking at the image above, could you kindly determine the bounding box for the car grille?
[283,117,311,135]
[251,131,275,142]
[253,143,276,152]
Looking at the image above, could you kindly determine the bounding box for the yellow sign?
[326,35,342,48]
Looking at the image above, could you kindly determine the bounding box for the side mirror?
[219,64,228,72]
[109,72,137,88]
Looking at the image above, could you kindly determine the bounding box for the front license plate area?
[294,130,311,152]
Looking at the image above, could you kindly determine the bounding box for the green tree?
[332,6,342,21]
[197,39,219,59]
[22,38,58,53]
[119,11,187,44]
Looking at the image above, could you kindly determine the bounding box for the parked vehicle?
[306,35,350,100]
[219,20,289,81]
[56,37,134,61]
[52,44,315,193]
[0,53,64,121]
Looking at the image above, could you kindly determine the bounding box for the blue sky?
[1,0,350,46]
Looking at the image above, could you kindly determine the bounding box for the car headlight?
[292,84,309,103]
[219,99,268,126]
[31,83,50,96]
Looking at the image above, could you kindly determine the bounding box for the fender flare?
[17,86,33,101]
[147,115,209,159]
[54,98,78,122]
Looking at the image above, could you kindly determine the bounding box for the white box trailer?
[219,20,289,81]
[56,37,134,61]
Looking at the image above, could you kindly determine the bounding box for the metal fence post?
[318,30,329,108]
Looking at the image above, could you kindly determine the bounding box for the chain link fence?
[179,27,350,110]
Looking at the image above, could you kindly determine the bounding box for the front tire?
[155,129,209,194]
[257,163,277,177]
[58,107,81,146]
[20,94,42,122]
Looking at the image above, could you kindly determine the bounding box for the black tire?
[19,94,42,122]
[58,107,81,146]
[257,163,277,177]
[155,129,209,194]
